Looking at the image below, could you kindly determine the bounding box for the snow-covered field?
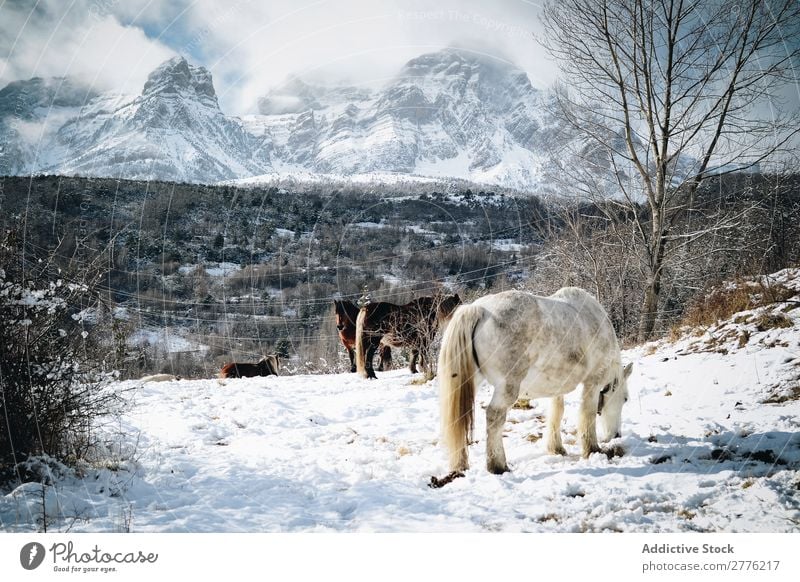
[2,281,799,533]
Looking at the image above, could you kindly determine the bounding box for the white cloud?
[0,0,175,95]
[189,0,557,113]
[1,0,558,113]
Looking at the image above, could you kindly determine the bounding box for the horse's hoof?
[350,367,357,373]
[583,445,602,458]
[548,446,567,456]
[487,463,509,475]
[603,444,625,459]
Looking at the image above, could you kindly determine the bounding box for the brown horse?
[334,299,390,373]
[355,293,461,379]
[220,355,280,378]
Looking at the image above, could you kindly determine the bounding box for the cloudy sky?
[0,0,557,114]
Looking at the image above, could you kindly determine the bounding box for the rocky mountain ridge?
[0,50,573,189]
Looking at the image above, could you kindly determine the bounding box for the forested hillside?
[1,173,798,378]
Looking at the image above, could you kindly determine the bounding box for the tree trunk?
[638,272,662,341]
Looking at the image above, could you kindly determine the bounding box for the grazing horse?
[355,293,461,379]
[438,288,631,475]
[333,299,391,373]
[219,355,280,379]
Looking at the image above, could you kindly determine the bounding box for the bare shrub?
[0,231,118,485]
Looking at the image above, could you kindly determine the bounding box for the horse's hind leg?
[377,345,391,372]
[546,396,566,455]
[485,384,517,474]
[578,383,601,457]
[408,348,419,373]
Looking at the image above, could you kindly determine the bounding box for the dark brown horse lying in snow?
[219,355,280,378]
[355,293,461,379]
[333,299,390,373]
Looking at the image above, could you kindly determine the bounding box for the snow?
[228,170,446,189]
[273,228,295,238]
[178,262,241,277]
[492,239,526,252]
[127,329,207,354]
[204,263,242,277]
[2,280,799,533]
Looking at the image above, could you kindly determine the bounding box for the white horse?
[438,287,632,474]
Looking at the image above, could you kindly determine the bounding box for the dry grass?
[754,313,793,331]
[679,279,796,330]
[763,383,800,404]
[737,330,751,348]
[677,508,696,520]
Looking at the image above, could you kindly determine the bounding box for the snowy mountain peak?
[0,76,98,119]
[142,56,217,105]
[257,76,372,116]
[0,49,573,188]
[399,48,524,79]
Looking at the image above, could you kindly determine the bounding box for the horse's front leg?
[365,342,379,379]
[578,383,601,457]
[546,396,566,455]
[485,384,518,474]
[347,347,356,373]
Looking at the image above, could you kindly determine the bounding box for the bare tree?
[540,0,800,339]
[532,198,645,338]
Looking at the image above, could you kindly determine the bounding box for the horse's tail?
[219,363,234,379]
[378,343,392,371]
[438,303,482,472]
[355,307,368,378]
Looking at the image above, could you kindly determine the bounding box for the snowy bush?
[0,231,117,484]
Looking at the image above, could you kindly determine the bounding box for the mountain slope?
[243,49,565,189]
[0,77,99,174]
[53,57,270,182]
[0,50,574,189]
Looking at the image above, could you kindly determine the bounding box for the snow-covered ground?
[2,278,799,532]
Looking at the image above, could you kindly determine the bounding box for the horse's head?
[333,300,346,331]
[597,362,632,440]
[333,299,357,332]
[437,294,462,321]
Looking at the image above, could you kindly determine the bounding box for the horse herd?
[217,287,633,482]
[334,293,462,379]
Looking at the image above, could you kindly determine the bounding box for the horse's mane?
[260,354,280,375]
[334,299,360,325]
